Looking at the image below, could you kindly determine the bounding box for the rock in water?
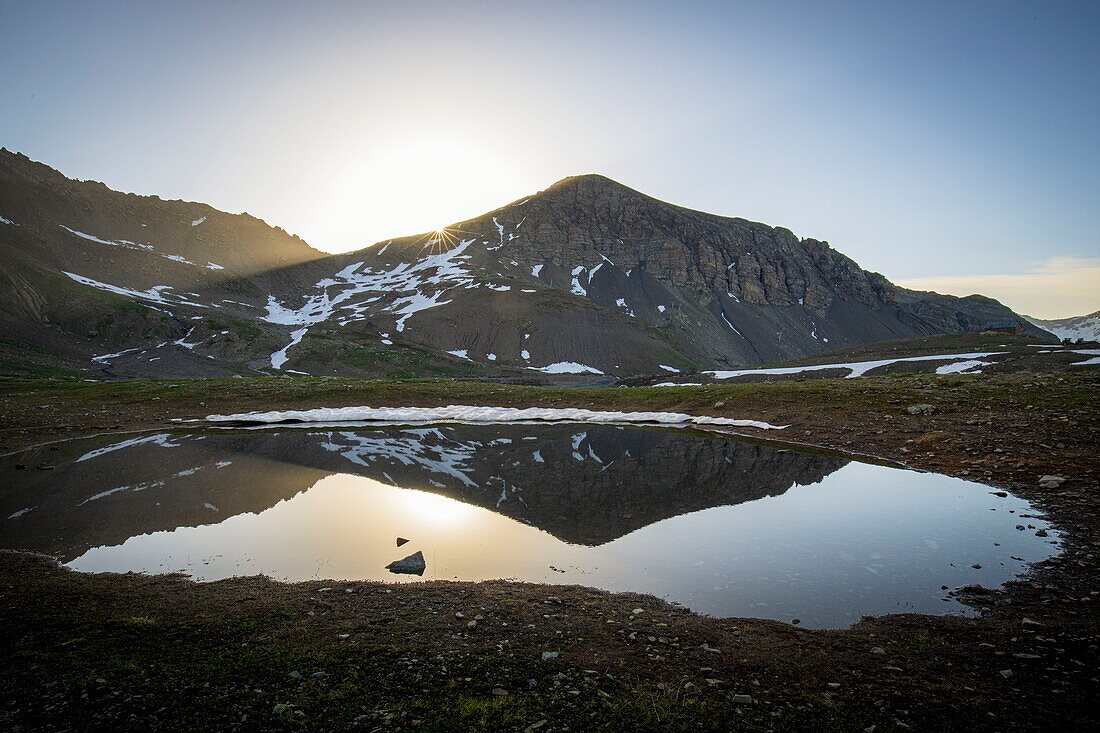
[386,550,426,576]
[396,537,410,547]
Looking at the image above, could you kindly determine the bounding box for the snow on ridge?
[61,224,210,268]
[658,364,681,373]
[705,352,1008,380]
[64,272,207,309]
[192,216,206,226]
[1025,314,1100,343]
[206,404,786,431]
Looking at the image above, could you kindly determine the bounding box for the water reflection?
[0,425,1059,628]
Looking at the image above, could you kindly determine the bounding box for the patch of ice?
[207,404,785,431]
[652,382,704,387]
[487,353,497,361]
[657,305,666,313]
[0,214,14,225]
[521,349,530,360]
[446,349,471,360]
[191,216,206,226]
[7,506,35,519]
[658,365,681,373]
[706,352,1008,380]
[206,262,225,270]
[531,264,543,277]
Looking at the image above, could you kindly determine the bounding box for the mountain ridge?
[0,148,1052,378]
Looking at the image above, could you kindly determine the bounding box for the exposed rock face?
[0,150,1050,376]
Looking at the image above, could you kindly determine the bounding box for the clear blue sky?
[1,0,1097,316]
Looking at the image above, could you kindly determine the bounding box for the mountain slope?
[0,150,1050,377]
[330,174,1051,371]
[1023,310,1100,342]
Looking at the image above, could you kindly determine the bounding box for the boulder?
[385,550,426,576]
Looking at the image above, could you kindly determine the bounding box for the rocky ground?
[1,367,1098,731]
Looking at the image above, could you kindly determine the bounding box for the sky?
[1,1,1097,318]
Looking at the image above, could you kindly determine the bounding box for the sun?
[309,132,532,252]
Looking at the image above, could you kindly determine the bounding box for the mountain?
[1023,310,1100,342]
[0,149,1051,378]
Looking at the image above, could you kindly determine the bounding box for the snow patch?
[527,361,604,375]
[64,272,207,309]
[207,404,786,431]
[270,327,308,369]
[191,216,206,226]
[706,352,1008,380]
[935,359,992,375]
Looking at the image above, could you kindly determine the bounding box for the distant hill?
[0,149,1051,378]
[1024,311,1100,342]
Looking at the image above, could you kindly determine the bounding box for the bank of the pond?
[1,371,1097,730]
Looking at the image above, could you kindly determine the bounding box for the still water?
[0,424,1058,628]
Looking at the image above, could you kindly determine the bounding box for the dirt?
[1,369,1098,731]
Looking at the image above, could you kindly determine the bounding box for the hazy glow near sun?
[306,134,534,252]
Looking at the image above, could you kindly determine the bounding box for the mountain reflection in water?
[0,425,1058,628]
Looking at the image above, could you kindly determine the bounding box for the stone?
[541,651,559,661]
[731,694,753,704]
[385,550,426,576]
[1038,475,1065,488]
[906,404,935,415]
[396,537,410,547]
[870,646,886,655]
[683,682,701,697]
